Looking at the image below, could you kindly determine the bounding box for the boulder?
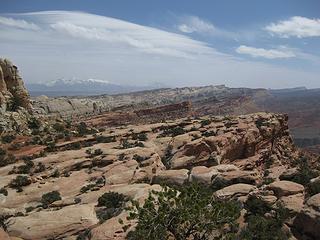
[6,204,99,240]
[294,193,320,239]
[279,193,304,213]
[267,181,304,198]
[214,183,256,200]
[152,169,189,185]
[189,166,218,184]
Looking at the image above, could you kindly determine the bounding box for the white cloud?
[0,11,319,88]
[177,16,215,34]
[0,16,39,30]
[236,45,296,59]
[265,16,320,38]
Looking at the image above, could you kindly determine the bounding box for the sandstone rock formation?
[0,111,318,239]
[0,58,31,112]
[32,85,267,120]
[0,58,33,133]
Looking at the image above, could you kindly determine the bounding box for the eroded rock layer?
[1,112,317,239]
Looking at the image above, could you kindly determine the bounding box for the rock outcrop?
[32,85,267,120]
[0,111,317,239]
[0,58,31,112]
[0,58,33,133]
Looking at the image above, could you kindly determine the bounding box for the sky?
[0,0,319,89]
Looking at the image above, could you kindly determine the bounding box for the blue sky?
[0,0,319,88]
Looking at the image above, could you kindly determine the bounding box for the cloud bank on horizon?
[0,10,319,89]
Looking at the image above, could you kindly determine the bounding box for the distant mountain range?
[26,78,168,96]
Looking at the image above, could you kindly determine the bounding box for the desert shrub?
[95,135,116,143]
[25,206,35,213]
[169,126,185,137]
[97,192,127,208]
[76,229,92,240]
[133,154,146,163]
[68,142,82,150]
[80,183,97,193]
[28,117,41,129]
[157,126,186,138]
[0,147,6,156]
[123,183,240,240]
[11,160,35,174]
[96,192,128,222]
[51,169,60,178]
[245,195,272,216]
[264,157,275,169]
[46,141,56,152]
[240,195,290,240]
[8,92,23,111]
[41,191,61,207]
[93,148,103,156]
[119,139,144,149]
[76,122,96,136]
[9,175,31,190]
[0,153,16,167]
[0,187,8,196]
[132,132,148,141]
[291,156,317,186]
[0,214,9,231]
[52,122,65,132]
[200,119,211,127]
[308,181,320,196]
[161,145,173,169]
[34,162,46,173]
[118,153,126,161]
[255,118,266,128]
[1,134,15,143]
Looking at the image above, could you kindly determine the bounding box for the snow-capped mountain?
[26,78,166,96]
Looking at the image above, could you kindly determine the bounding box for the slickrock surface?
[2,111,316,240]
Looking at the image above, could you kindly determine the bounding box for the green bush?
[0,153,16,167]
[161,145,173,169]
[1,134,15,143]
[119,139,144,149]
[97,192,127,208]
[308,180,320,196]
[200,119,211,127]
[157,126,186,138]
[0,187,8,196]
[9,175,31,189]
[41,191,61,206]
[95,135,116,143]
[28,117,41,130]
[96,192,128,222]
[291,156,317,186]
[132,133,148,141]
[68,142,82,150]
[123,183,240,240]
[240,195,290,240]
[52,122,65,132]
[76,229,92,240]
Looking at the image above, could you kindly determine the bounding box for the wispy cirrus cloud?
[176,15,237,39]
[265,16,320,38]
[1,11,218,59]
[0,16,40,30]
[0,11,319,88]
[236,45,296,59]
[177,15,215,34]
